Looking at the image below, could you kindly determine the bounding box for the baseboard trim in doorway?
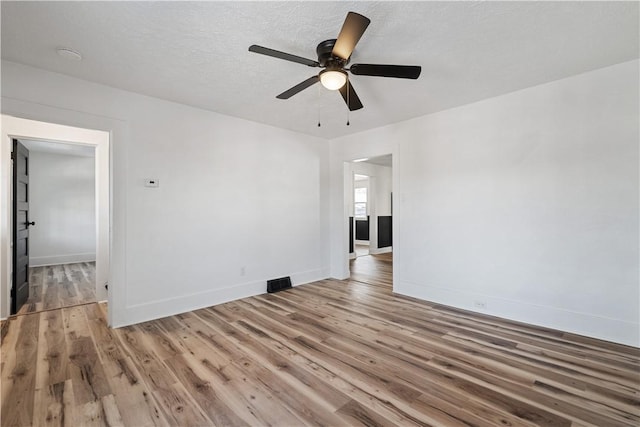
[369,247,392,255]
[30,253,96,267]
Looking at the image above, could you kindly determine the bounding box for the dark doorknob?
[26,221,35,227]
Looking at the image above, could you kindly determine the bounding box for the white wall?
[377,168,392,217]
[330,60,639,347]
[29,151,96,266]
[1,61,330,325]
[2,58,637,347]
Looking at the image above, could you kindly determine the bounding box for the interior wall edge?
[29,253,96,267]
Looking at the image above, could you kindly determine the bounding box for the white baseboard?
[395,279,639,348]
[30,253,96,267]
[369,246,392,255]
[349,252,357,260]
[111,268,328,328]
[355,240,369,245]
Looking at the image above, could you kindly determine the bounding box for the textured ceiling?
[2,1,638,139]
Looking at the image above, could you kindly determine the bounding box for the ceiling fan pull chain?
[317,82,321,127]
[346,79,351,126]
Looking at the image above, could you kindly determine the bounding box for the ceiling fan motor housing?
[316,39,348,68]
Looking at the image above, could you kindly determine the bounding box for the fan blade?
[338,80,364,111]
[249,45,320,67]
[332,12,371,60]
[350,64,421,79]
[276,76,320,99]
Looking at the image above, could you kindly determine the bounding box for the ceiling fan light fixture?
[319,69,347,90]
[249,12,420,112]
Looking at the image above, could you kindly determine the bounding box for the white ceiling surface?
[2,2,638,139]
[20,139,95,158]
[364,154,392,167]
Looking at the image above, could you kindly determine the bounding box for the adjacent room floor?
[355,243,370,257]
[1,255,638,426]
[16,262,96,315]
[350,250,392,286]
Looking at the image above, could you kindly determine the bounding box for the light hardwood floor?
[355,243,370,257]
[350,251,392,286]
[16,263,96,316]
[1,254,639,426]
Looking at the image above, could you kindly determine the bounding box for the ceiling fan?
[248,12,421,111]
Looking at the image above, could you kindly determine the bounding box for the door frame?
[338,152,397,280]
[1,116,110,319]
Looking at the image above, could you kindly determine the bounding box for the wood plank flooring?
[16,263,96,316]
[350,251,392,286]
[2,254,639,426]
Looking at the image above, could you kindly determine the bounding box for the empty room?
[0,1,638,426]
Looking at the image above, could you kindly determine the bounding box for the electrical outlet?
[474,300,487,309]
[240,267,246,276]
[144,178,159,188]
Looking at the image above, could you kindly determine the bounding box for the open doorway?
[354,174,370,257]
[14,138,97,315]
[347,154,393,285]
[1,115,110,321]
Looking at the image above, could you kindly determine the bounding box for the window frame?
[354,186,367,219]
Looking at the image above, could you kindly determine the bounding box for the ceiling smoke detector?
[56,47,82,61]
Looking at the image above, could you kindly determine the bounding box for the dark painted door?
[12,140,32,314]
[355,216,369,241]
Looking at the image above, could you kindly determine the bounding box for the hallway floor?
[17,262,96,315]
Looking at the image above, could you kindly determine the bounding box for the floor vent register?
[267,276,292,293]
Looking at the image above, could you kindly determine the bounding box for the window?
[354,187,367,218]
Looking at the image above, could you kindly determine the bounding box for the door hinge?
[10,288,15,298]
[11,151,15,161]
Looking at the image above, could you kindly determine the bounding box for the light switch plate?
[144,178,159,188]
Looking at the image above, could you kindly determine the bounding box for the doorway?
[347,155,393,285]
[354,174,370,257]
[1,116,110,320]
[13,138,98,315]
